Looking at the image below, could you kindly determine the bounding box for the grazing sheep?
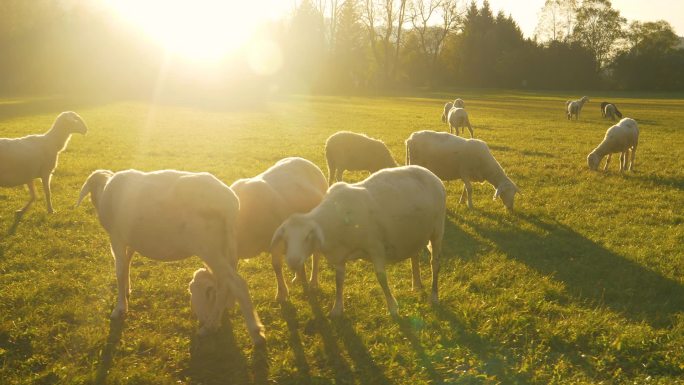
[0,111,87,216]
[441,101,453,123]
[453,98,465,108]
[230,157,328,300]
[603,103,623,121]
[406,130,519,211]
[271,165,446,317]
[447,107,473,138]
[587,118,639,172]
[325,131,398,185]
[76,169,265,345]
[567,96,589,120]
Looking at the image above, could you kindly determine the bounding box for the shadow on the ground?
[93,317,125,385]
[467,211,684,328]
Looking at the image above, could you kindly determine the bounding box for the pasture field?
[0,90,683,385]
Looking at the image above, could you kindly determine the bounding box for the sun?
[104,0,283,62]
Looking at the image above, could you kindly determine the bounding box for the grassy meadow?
[0,90,683,385]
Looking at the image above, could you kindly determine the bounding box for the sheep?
[76,169,265,345]
[567,96,589,120]
[325,131,398,185]
[0,111,87,216]
[453,98,465,108]
[587,118,639,172]
[406,130,519,211]
[441,101,453,123]
[230,157,328,301]
[271,165,446,317]
[447,107,474,138]
[603,103,623,121]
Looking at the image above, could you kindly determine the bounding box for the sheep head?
[55,111,88,135]
[188,268,217,329]
[587,152,601,171]
[271,214,324,272]
[76,170,113,209]
[494,180,519,211]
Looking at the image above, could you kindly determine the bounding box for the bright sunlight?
[104,0,287,62]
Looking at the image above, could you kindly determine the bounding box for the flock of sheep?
[0,96,640,348]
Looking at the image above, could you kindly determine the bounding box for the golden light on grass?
[103,0,285,63]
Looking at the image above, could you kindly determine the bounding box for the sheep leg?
[16,181,37,216]
[329,263,346,317]
[410,255,423,290]
[429,235,442,305]
[41,174,54,214]
[604,154,612,171]
[271,250,289,302]
[309,252,321,289]
[373,259,399,316]
[466,121,474,138]
[630,145,637,171]
[125,248,134,298]
[110,240,132,319]
[211,261,266,345]
[463,179,474,209]
[335,169,344,183]
[459,185,467,204]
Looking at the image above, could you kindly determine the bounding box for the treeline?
[0,0,682,96]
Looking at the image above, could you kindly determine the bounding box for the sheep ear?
[312,224,325,248]
[270,225,285,251]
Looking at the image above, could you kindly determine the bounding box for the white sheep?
[76,169,265,345]
[453,98,465,108]
[447,107,473,138]
[441,101,453,123]
[325,131,398,185]
[406,130,519,211]
[567,96,589,120]
[0,111,87,216]
[587,118,639,172]
[231,157,328,300]
[271,165,446,317]
[603,103,623,121]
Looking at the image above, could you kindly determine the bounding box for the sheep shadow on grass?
[468,211,684,329]
[183,317,254,385]
[93,317,125,385]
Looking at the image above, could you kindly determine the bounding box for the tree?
[331,0,371,90]
[409,0,463,86]
[360,0,408,87]
[572,0,625,71]
[626,20,680,55]
[534,0,577,43]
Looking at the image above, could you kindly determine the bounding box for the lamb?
[567,96,589,120]
[587,118,639,172]
[447,107,474,138]
[603,103,623,121]
[406,130,519,211]
[76,169,265,345]
[441,101,453,123]
[0,111,87,216]
[325,131,398,185]
[271,165,446,317]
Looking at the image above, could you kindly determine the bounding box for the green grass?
[0,90,683,385]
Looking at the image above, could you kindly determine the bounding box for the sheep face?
[494,182,518,211]
[271,216,323,272]
[587,152,601,171]
[188,268,217,329]
[56,111,88,135]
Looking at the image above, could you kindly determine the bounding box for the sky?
[483,0,684,38]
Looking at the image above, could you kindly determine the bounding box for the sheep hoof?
[251,328,267,347]
[308,280,319,290]
[47,208,55,214]
[275,291,289,302]
[328,307,343,318]
[110,308,127,320]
